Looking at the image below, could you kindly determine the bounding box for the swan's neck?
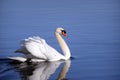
[55,32,71,60]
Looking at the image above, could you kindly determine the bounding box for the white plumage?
[9,28,71,62]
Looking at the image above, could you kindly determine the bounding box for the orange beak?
[61,30,67,37]
[62,32,67,37]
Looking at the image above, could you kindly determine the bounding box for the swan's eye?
[61,30,67,37]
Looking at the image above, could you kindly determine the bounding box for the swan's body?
[9,28,71,62]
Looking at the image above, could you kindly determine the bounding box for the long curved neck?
[55,32,71,60]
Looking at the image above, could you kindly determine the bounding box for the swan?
[9,27,71,62]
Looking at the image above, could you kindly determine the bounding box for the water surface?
[0,0,120,80]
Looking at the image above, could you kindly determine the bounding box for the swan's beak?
[62,33,67,37]
[62,30,67,37]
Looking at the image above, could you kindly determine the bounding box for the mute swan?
[9,27,71,62]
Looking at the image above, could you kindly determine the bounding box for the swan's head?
[56,27,67,37]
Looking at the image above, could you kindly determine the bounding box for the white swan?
[9,27,71,62]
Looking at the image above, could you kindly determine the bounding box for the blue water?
[0,0,120,80]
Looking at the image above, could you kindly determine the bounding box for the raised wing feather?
[20,36,47,60]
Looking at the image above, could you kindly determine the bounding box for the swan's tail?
[8,56,46,62]
[8,57,27,62]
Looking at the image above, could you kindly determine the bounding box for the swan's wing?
[25,36,65,61]
[16,36,64,61]
[21,36,48,60]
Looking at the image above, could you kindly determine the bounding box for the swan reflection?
[57,60,71,80]
[15,60,71,80]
